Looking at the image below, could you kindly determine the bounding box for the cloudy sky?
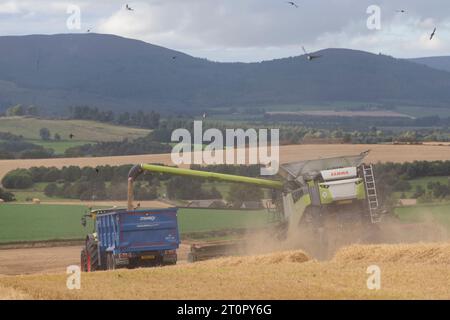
[0,0,449,62]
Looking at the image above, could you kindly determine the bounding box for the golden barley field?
[1,243,450,300]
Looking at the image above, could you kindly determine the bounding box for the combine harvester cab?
[81,207,179,272]
[279,151,382,222]
[278,151,384,258]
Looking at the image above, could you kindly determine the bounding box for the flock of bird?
[393,8,437,40]
[65,3,441,162]
[289,2,438,60]
[86,4,134,33]
[84,3,438,62]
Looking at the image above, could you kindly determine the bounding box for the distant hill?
[410,56,450,73]
[1,34,450,114]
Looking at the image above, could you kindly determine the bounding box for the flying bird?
[126,4,134,11]
[430,27,437,40]
[302,46,321,61]
[286,1,298,8]
[396,9,406,13]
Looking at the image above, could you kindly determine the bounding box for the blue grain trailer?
[80,207,180,271]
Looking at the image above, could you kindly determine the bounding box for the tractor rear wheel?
[86,238,99,272]
[80,248,87,272]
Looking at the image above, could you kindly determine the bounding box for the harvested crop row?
[1,243,450,299]
[333,243,450,264]
[200,250,310,267]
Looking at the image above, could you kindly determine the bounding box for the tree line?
[264,113,450,130]
[0,133,54,159]
[3,160,450,204]
[1,104,39,117]
[1,164,266,204]
[64,135,172,157]
[0,187,15,202]
[3,115,449,161]
[68,106,160,129]
[374,161,450,204]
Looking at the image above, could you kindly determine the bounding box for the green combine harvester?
[127,150,383,259]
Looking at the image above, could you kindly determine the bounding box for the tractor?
[80,207,179,271]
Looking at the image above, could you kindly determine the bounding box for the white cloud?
[1,0,450,61]
[0,1,20,14]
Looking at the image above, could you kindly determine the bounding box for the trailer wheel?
[86,238,99,272]
[106,253,116,270]
[80,248,87,272]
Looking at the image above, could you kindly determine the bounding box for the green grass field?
[8,181,235,203]
[177,208,272,234]
[7,183,67,202]
[0,117,151,153]
[395,203,450,229]
[408,176,450,189]
[28,139,91,154]
[394,176,450,199]
[1,202,448,244]
[0,204,273,243]
[0,204,93,243]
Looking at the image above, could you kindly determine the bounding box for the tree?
[27,105,39,116]
[166,177,204,200]
[0,151,15,159]
[134,183,158,200]
[6,104,25,116]
[226,184,264,208]
[61,166,82,182]
[106,182,128,200]
[20,149,54,159]
[44,183,58,197]
[343,133,352,143]
[0,187,15,202]
[412,185,425,198]
[393,180,411,192]
[43,168,61,182]
[429,182,450,199]
[39,128,51,141]
[1,169,33,189]
[209,186,221,199]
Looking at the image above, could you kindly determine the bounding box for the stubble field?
[1,243,450,299]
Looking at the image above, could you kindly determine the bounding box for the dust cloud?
[235,210,449,260]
